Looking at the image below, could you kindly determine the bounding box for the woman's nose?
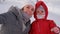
[28,9,33,15]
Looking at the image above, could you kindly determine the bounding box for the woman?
[0,0,35,34]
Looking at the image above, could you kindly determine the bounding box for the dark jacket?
[0,6,31,34]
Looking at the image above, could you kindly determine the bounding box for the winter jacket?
[29,1,57,34]
[0,6,31,34]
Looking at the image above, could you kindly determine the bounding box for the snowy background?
[0,0,60,30]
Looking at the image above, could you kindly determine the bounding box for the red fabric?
[29,1,57,34]
[29,20,57,34]
[34,1,48,20]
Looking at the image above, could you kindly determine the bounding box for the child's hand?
[51,27,60,33]
[59,33,60,34]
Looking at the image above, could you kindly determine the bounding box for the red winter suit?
[29,1,58,34]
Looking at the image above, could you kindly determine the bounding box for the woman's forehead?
[25,5,33,7]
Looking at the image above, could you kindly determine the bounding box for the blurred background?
[0,0,60,30]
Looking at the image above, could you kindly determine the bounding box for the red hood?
[34,1,48,20]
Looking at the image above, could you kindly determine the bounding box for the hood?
[34,1,48,20]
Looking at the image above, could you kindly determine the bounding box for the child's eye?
[37,11,39,13]
[41,11,44,13]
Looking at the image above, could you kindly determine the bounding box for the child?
[29,1,60,34]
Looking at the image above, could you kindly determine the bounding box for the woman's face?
[23,5,35,17]
[36,8,45,19]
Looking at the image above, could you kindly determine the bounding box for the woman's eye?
[31,9,34,11]
[26,6,30,9]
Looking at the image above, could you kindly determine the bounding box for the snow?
[0,0,60,30]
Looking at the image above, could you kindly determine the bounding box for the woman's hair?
[21,7,24,10]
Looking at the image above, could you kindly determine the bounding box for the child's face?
[36,8,45,19]
[23,5,35,17]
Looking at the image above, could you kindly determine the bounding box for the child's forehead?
[38,6,44,9]
[37,6,45,12]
